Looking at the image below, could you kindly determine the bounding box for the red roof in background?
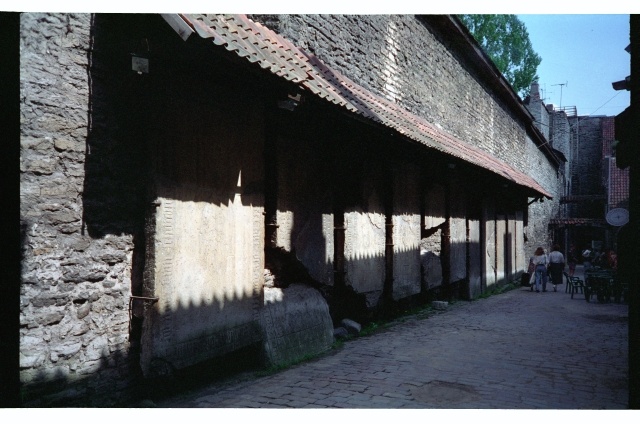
[168,14,552,199]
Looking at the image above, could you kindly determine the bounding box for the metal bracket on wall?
[128,295,159,332]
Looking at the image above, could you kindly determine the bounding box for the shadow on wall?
[19,14,153,407]
[20,14,523,406]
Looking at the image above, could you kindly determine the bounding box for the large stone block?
[345,207,386,297]
[260,284,334,367]
[420,231,443,289]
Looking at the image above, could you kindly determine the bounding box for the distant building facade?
[525,81,629,256]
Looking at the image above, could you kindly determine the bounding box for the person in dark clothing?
[548,244,565,292]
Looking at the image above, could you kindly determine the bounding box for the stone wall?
[20,13,144,406]
[571,116,606,218]
[251,14,560,276]
[19,13,563,405]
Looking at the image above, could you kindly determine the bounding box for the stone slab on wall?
[392,164,421,300]
[496,215,507,284]
[260,284,334,367]
[141,185,264,376]
[516,211,525,273]
[508,214,517,279]
[467,217,482,299]
[420,229,443,290]
[424,184,446,230]
[421,184,446,289]
[345,204,386,306]
[140,65,266,377]
[449,177,467,283]
[336,165,385,306]
[483,198,497,288]
[276,136,334,285]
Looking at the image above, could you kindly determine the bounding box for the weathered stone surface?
[341,318,362,335]
[49,210,81,225]
[467,217,482,299]
[62,263,109,283]
[345,205,386,294]
[85,336,109,361]
[260,284,334,367]
[52,342,82,359]
[31,294,58,307]
[61,234,92,252]
[420,231,443,289]
[21,157,57,175]
[424,184,446,230]
[76,303,90,319]
[21,136,54,153]
[275,135,334,285]
[432,301,448,311]
[74,322,92,336]
[333,327,350,340]
[449,181,466,283]
[20,350,47,369]
[392,164,421,300]
[37,311,66,326]
[54,137,85,152]
[20,13,136,406]
[98,251,127,264]
[140,182,264,376]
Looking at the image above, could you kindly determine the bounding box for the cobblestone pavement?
[156,266,629,409]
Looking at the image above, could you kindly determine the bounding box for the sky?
[517,14,630,117]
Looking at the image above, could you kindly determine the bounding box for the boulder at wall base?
[260,284,334,367]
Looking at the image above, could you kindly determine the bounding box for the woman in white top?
[531,246,548,293]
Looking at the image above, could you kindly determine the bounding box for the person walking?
[531,246,549,293]
[582,245,594,274]
[548,244,565,292]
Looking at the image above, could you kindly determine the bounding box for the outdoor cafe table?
[584,269,617,303]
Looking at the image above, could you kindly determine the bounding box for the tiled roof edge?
[169,14,553,199]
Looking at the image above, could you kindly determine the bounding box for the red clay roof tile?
[175,14,552,199]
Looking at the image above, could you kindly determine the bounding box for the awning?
[549,218,607,226]
[164,14,553,199]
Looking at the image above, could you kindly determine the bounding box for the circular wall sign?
[606,208,629,226]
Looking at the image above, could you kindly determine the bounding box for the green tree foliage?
[458,14,542,98]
